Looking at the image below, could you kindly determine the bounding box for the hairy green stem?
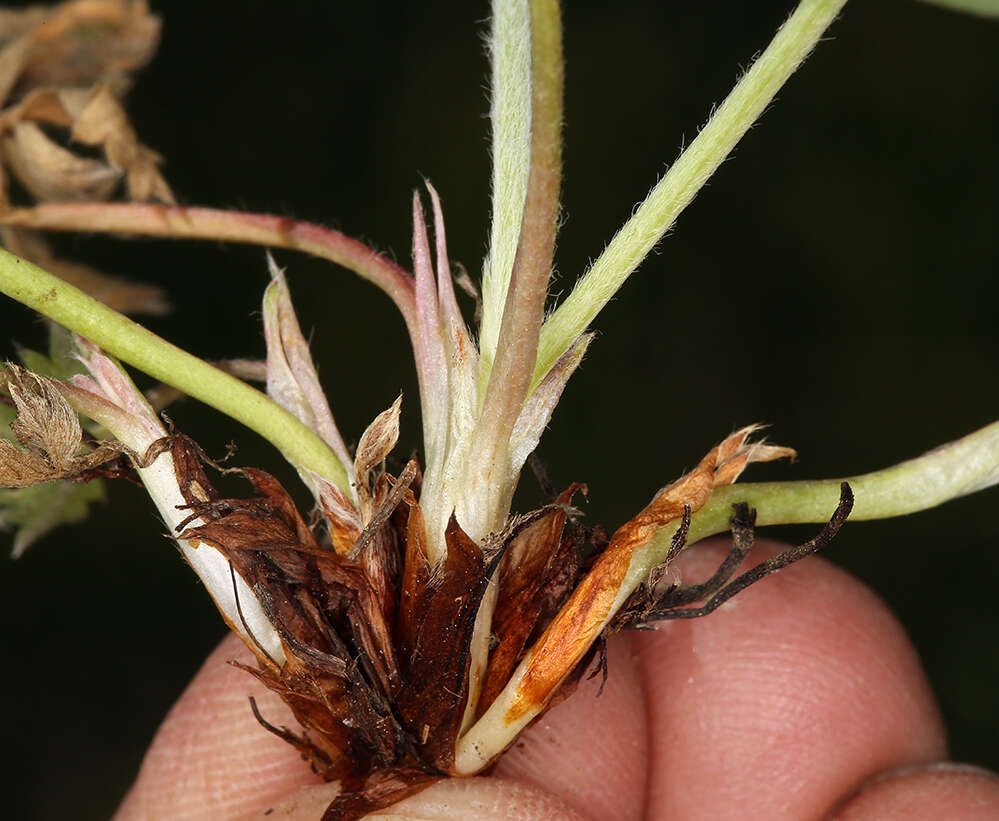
[628,418,999,593]
[460,0,564,737]
[533,0,848,385]
[468,0,564,538]
[480,0,533,381]
[0,249,351,492]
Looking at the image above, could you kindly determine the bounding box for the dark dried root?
[616,482,854,628]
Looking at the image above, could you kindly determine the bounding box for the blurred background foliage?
[1,1,996,818]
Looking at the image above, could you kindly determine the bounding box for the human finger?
[830,763,999,820]
[113,634,322,821]
[633,538,947,820]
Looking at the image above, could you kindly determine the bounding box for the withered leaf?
[393,515,495,771]
[395,493,431,658]
[1,1,160,97]
[0,33,36,110]
[354,395,402,522]
[612,484,854,627]
[477,485,585,716]
[69,84,172,202]
[2,120,120,201]
[157,434,404,777]
[0,364,122,487]
[500,427,795,726]
[0,4,172,212]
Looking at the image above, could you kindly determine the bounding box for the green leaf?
[0,479,105,558]
[919,0,999,18]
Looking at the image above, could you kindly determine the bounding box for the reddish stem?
[1,201,418,339]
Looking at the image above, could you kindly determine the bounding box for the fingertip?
[634,538,946,820]
[831,763,999,820]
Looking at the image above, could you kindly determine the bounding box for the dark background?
[2,1,997,818]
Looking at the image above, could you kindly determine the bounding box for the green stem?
[468,0,564,536]
[0,249,351,492]
[533,0,848,386]
[479,0,534,382]
[630,418,999,586]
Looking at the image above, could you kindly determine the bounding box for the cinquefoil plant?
[1,0,997,818]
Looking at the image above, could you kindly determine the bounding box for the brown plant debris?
[114,428,594,819]
[0,364,122,486]
[0,0,170,314]
[499,426,796,725]
[156,426,818,816]
[0,401,845,818]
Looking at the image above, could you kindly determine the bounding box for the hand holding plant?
[115,545,999,820]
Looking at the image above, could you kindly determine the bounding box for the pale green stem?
[533,0,848,386]
[0,249,351,493]
[479,0,533,381]
[467,0,564,540]
[628,418,999,606]
[460,0,564,737]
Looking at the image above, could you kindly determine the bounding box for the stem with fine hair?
[479,0,533,380]
[642,417,999,571]
[0,248,351,493]
[460,0,564,735]
[466,0,564,540]
[533,0,849,386]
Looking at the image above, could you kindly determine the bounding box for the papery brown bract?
[146,433,494,815]
[476,483,586,715]
[392,514,495,771]
[0,364,124,486]
[138,427,620,819]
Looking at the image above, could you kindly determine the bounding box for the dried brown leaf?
[322,769,441,821]
[354,395,402,521]
[477,485,585,715]
[394,515,493,771]
[0,364,122,486]
[69,84,172,202]
[502,426,794,724]
[2,120,120,201]
[0,34,33,107]
[14,1,160,95]
[613,484,854,628]
[395,493,430,659]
